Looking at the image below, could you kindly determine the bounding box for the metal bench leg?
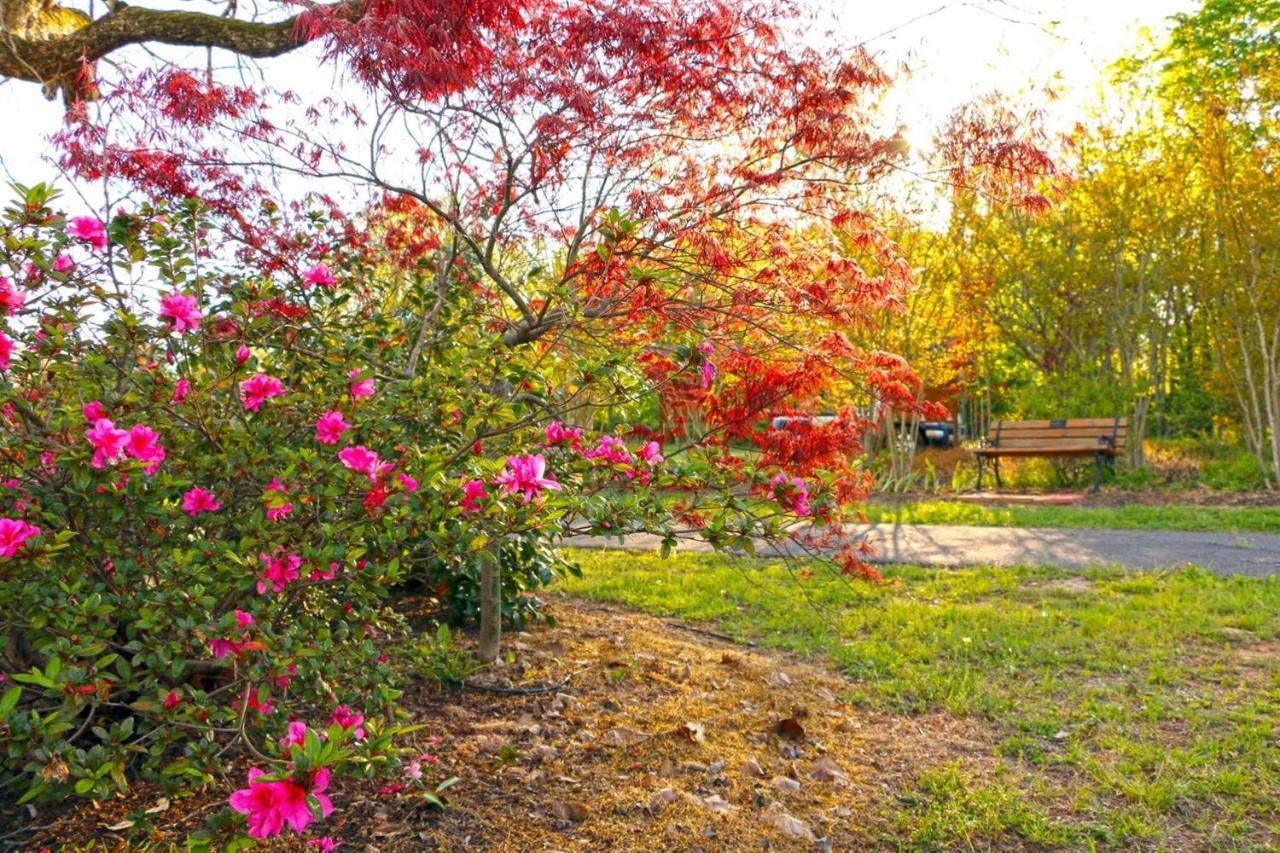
[976,456,984,492]
[994,458,1004,489]
[1092,452,1103,493]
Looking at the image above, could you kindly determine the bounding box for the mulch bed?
[4,599,1004,851]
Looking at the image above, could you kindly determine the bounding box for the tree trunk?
[1128,395,1150,469]
[476,547,502,664]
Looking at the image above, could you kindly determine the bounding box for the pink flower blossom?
[544,421,583,448]
[158,292,203,334]
[210,637,243,659]
[347,369,375,400]
[228,767,333,839]
[495,454,562,504]
[241,374,286,412]
[181,487,221,516]
[396,472,419,493]
[0,277,24,316]
[310,562,339,582]
[700,360,717,389]
[235,344,251,364]
[85,418,129,468]
[314,410,351,445]
[307,838,341,852]
[263,478,294,522]
[337,445,387,482]
[52,254,74,273]
[697,340,715,356]
[66,216,107,251]
[280,721,308,750]
[768,473,811,518]
[584,435,632,465]
[125,424,165,473]
[163,690,181,711]
[234,609,256,629]
[329,705,366,739]
[258,550,302,595]
[172,379,190,403]
[82,400,106,421]
[637,441,664,464]
[460,478,488,514]
[302,263,335,288]
[0,331,12,371]
[0,518,40,557]
[404,760,423,781]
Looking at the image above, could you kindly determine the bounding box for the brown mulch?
[5,600,1008,851]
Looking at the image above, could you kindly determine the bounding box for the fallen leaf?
[104,819,135,831]
[773,716,806,740]
[720,653,741,667]
[677,721,706,743]
[549,800,589,822]
[602,727,649,747]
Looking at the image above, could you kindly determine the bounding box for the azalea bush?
[0,182,866,842]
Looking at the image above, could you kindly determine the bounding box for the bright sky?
[0,0,1196,201]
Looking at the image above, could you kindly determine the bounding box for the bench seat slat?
[989,418,1122,429]
[975,446,1121,457]
[992,427,1127,440]
[987,438,1125,449]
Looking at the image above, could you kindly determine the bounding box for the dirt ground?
[8,600,1009,852]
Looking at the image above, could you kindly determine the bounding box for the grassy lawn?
[863,498,1280,533]
[562,549,1280,849]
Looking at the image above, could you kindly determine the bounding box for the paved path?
[566,524,1280,577]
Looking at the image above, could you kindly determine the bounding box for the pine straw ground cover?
[9,552,1280,851]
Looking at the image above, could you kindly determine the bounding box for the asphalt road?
[565,524,1280,577]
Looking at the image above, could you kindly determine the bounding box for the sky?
[0,0,1198,201]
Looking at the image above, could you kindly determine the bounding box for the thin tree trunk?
[476,547,502,663]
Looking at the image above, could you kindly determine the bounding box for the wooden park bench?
[974,418,1126,493]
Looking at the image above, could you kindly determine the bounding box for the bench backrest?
[986,418,1127,451]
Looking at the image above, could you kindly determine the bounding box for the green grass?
[863,498,1280,533]
[562,549,1280,849]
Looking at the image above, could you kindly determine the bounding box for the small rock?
[701,794,733,814]
[771,776,801,794]
[656,787,681,804]
[768,670,793,687]
[602,727,648,747]
[809,755,848,784]
[761,802,815,841]
[742,757,766,778]
[814,686,837,703]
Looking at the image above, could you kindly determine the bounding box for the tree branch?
[0,1,354,93]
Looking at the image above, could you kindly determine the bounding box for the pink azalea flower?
[637,441,664,464]
[396,472,419,493]
[234,609,256,629]
[66,216,108,251]
[280,721,308,750]
[700,360,717,389]
[235,344,251,365]
[347,369,375,400]
[258,550,302,594]
[263,478,294,522]
[228,767,333,839]
[403,760,423,781]
[172,379,190,403]
[158,292,203,334]
[329,705,366,739]
[584,436,631,465]
[495,454,562,504]
[210,637,243,659]
[0,518,40,557]
[460,478,488,514]
[310,562,339,582]
[125,424,166,473]
[337,445,387,482]
[768,473,812,518]
[0,277,24,316]
[181,486,221,516]
[85,418,129,468]
[302,263,335,288]
[544,421,583,449]
[314,410,351,445]
[241,374,286,412]
[52,254,75,273]
[0,331,12,371]
[82,400,106,421]
[307,837,341,851]
[163,690,181,711]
